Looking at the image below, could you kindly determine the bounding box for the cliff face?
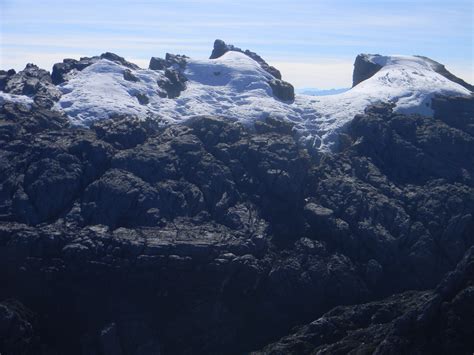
[0,93,473,354]
[255,246,474,355]
[352,54,383,87]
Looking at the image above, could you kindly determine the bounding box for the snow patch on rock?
[53,52,472,150]
[0,92,34,107]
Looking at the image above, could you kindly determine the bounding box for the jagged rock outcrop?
[254,246,474,355]
[0,69,16,91]
[1,64,61,108]
[51,57,97,84]
[149,56,167,71]
[156,69,188,98]
[148,53,189,98]
[0,91,473,354]
[268,79,295,102]
[100,52,140,70]
[123,69,140,82]
[51,52,139,85]
[209,39,229,60]
[352,54,383,87]
[149,53,188,71]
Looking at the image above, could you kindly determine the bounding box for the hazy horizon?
[1,0,472,88]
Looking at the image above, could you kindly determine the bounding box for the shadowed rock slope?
[253,246,474,354]
[0,91,473,354]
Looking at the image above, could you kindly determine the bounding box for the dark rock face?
[0,69,16,91]
[148,53,189,98]
[157,69,188,98]
[1,64,62,108]
[432,95,474,135]
[268,79,295,102]
[352,54,383,87]
[254,246,474,355]
[123,69,140,82]
[0,94,473,354]
[51,57,97,84]
[209,39,282,80]
[149,53,188,71]
[149,56,167,70]
[209,39,229,60]
[100,52,140,70]
[133,93,149,105]
[0,300,38,355]
[164,53,188,69]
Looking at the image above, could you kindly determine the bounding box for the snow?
[0,92,34,107]
[54,60,165,125]
[20,51,473,150]
[348,54,472,116]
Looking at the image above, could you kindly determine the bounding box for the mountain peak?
[353,53,473,92]
[209,39,282,80]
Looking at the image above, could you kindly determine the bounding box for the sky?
[0,0,472,88]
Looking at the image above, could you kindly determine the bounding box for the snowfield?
[52,51,472,150]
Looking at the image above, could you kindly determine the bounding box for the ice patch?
[53,52,472,150]
[0,92,34,107]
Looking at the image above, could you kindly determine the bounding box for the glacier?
[7,50,470,150]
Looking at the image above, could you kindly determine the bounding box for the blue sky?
[1,0,472,88]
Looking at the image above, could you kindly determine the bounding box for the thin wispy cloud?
[1,0,472,87]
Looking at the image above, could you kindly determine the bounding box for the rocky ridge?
[0,43,473,354]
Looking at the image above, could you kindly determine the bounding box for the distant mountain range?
[296,87,349,96]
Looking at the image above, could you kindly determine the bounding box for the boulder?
[123,69,140,82]
[0,69,16,91]
[157,69,187,98]
[149,56,167,70]
[268,79,295,101]
[210,39,229,59]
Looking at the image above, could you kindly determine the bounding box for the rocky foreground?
[0,89,473,354]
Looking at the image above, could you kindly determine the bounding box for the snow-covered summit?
[56,51,285,127]
[1,44,473,150]
[341,54,472,116]
[42,52,474,149]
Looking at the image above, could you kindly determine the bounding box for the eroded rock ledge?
[0,96,473,354]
